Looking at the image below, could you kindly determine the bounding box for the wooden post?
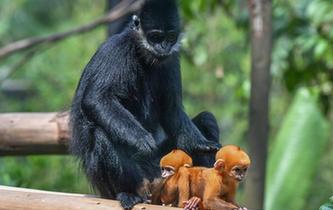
[0,185,180,210]
[0,112,69,155]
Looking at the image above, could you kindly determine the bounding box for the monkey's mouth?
[151,50,174,60]
[161,169,175,179]
[235,176,244,182]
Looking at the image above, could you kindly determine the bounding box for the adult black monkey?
[70,0,221,209]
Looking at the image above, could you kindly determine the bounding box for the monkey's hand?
[194,138,221,153]
[231,203,248,210]
[132,134,157,159]
[183,197,201,210]
[178,136,220,155]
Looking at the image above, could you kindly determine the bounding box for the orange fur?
[160,149,193,170]
[152,150,193,206]
[156,146,251,210]
[213,145,251,205]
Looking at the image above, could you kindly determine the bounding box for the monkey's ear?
[214,159,225,171]
[132,15,140,30]
[183,164,192,168]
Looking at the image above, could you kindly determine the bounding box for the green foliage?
[0,156,91,193]
[265,89,330,210]
[0,0,104,193]
[272,0,333,113]
[180,7,250,146]
[320,196,333,210]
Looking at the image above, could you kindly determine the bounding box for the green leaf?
[314,40,328,59]
[265,88,330,210]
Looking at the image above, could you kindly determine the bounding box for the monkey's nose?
[161,41,169,50]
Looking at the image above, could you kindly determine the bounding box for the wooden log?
[0,185,180,210]
[0,112,70,155]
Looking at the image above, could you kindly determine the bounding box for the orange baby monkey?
[156,146,251,210]
[151,149,193,206]
[180,145,251,210]
[201,145,251,210]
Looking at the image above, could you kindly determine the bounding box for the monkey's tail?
[192,111,220,143]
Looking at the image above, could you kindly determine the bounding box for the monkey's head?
[214,145,251,182]
[160,149,192,179]
[132,0,181,62]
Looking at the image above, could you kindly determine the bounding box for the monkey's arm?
[151,179,166,205]
[225,187,241,208]
[75,39,156,154]
[160,65,220,153]
[82,92,156,154]
[202,179,238,210]
[177,168,191,207]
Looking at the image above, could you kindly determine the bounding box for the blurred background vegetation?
[0,0,332,210]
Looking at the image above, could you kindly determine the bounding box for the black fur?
[70,0,220,209]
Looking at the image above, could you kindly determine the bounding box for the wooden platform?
[0,185,180,210]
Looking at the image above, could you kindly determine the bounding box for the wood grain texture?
[0,185,180,210]
[0,112,69,155]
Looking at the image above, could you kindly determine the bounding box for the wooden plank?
[0,112,69,155]
[0,185,180,210]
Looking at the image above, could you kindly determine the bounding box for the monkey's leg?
[87,128,146,210]
[82,127,121,198]
[203,198,238,210]
[191,111,221,166]
[177,170,191,208]
[116,192,145,210]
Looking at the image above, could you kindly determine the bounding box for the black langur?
[70,0,221,209]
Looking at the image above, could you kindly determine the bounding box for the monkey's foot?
[117,192,143,210]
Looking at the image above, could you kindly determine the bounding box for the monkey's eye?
[161,167,173,172]
[147,31,165,44]
[132,15,140,27]
[244,168,248,172]
[166,31,178,44]
[234,168,241,173]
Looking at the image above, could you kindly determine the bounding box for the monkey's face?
[161,166,175,179]
[229,165,249,182]
[144,29,180,57]
[134,0,181,61]
[134,16,181,60]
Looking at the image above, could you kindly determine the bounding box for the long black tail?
[191,111,221,167]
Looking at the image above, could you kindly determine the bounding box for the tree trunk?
[244,0,272,209]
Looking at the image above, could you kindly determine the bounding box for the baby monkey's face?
[161,166,175,179]
[229,164,249,182]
